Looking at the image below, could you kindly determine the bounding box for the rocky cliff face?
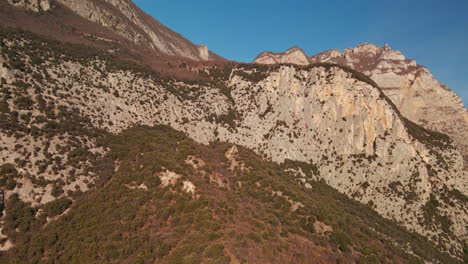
[255,44,468,169]
[254,47,310,66]
[6,0,212,61]
[58,0,212,60]
[0,32,466,256]
[6,0,52,12]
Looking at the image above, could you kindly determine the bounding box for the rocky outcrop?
[197,45,209,61]
[6,0,52,12]
[310,43,468,169]
[254,44,468,169]
[254,47,310,66]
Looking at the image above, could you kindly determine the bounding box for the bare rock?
[310,43,468,168]
[7,0,52,12]
[256,43,468,169]
[254,47,310,66]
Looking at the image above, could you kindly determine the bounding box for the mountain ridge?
[5,0,220,62]
[0,0,467,262]
[0,28,466,259]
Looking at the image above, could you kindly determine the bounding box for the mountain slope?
[0,125,461,263]
[255,45,468,169]
[5,0,218,62]
[0,28,466,260]
[57,0,213,61]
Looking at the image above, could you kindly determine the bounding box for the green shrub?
[330,230,351,253]
[43,198,72,217]
[13,96,34,110]
[205,244,225,258]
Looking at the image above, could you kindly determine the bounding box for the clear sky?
[134,0,468,107]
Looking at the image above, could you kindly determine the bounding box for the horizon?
[134,0,468,107]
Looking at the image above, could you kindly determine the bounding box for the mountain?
[57,0,212,61]
[0,28,466,261]
[0,0,467,262]
[254,47,310,66]
[255,45,468,169]
[4,0,219,62]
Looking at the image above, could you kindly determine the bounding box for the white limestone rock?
[309,43,468,168]
[197,45,209,61]
[254,47,310,66]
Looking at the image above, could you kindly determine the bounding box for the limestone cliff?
[311,43,468,169]
[254,47,310,66]
[0,33,466,255]
[255,44,468,168]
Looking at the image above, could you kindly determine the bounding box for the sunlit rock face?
[50,0,211,60]
[310,43,468,168]
[254,43,468,168]
[254,47,310,66]
[7,0,52,12]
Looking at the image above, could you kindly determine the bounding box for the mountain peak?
[54,0,212,60]
[253,46,309,66]
[347,42,381,52]
[309,48,343,64]
[253,43,408,66]
[343,43,406,61]
[286,46,305,53]
[6,0,212,61]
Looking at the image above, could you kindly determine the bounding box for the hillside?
[0,26,466,263]
[0,125,462,263]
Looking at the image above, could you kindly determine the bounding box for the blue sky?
[134,0,468,107]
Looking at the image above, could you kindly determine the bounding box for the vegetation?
[42,198,72,217]
[0,164,18,190]
[0,126,461,263]
[0,26,463,263]
[403,117,452,149]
